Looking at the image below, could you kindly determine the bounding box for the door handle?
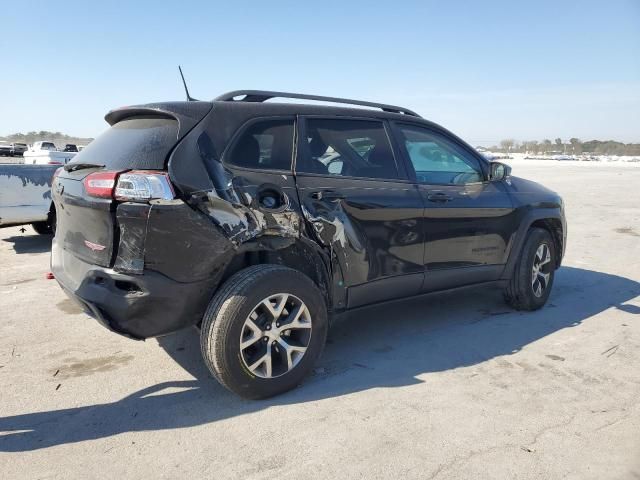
[310,190,344,201]
[427,192,452,203]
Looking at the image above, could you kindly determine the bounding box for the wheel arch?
[48,201,56,221]
[220,237,333,307]
[529,217,564,268]
[503,209,565,279]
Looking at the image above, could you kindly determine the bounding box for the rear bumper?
[51,238,214,339]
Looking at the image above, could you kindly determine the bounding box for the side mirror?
[489,161,512,181]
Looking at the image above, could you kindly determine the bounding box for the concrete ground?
[1,161,639,479]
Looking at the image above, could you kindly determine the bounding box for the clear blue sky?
[2,0,639,145]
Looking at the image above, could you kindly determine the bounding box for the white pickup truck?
[23,141,77,165]
[0,164,58,233]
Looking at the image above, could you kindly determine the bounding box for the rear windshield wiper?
[64,163,104,172]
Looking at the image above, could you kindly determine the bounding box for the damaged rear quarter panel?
[198,167,336,301]
[115,199,235,283]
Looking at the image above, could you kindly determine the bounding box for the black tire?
[49,207,57,236]
[200,264,328,399]
[32,221,53,235]
[504,227,556,311]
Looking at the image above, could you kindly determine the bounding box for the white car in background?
[23,141,77,165]
[0,163,58,233]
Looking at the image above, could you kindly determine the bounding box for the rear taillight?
[114,171,175,202]
[47,161,63,165]
[52,167,62,180]
[83,171,120,198]
[82,170,175,201]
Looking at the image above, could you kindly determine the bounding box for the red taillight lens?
[83,171,120,198]
[47,161,63,165]
[114,171,175,202]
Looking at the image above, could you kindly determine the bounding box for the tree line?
[0,131,94,147]
[491,138,640,156]
[3,131,639,157]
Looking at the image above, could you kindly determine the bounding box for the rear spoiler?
[104,102,212,137]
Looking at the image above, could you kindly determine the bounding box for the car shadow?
[2,233,52,254]
[1,266,638,451]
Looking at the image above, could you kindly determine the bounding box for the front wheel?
[504,228,556,311]
[200,265,328,399]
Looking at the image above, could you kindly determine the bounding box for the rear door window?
[68,116,179,170]
[297,118,400,180]
[225,119,294,171]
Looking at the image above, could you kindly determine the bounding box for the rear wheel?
[31,207,56,235]
[49,207,57,236]
[32,221,53,235]
[200,265,328,399]
[504,228,556,311]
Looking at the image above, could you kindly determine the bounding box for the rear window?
[68,116,178,170]
[225,119,294,171]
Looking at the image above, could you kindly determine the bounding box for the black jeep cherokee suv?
[51,90,566,399]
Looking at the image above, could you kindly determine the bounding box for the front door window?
[397,125,483,185]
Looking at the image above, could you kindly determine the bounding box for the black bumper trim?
[52,239,217,339]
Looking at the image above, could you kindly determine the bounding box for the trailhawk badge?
[84,240,106,252]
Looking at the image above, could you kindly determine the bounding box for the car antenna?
[178,65,197,101]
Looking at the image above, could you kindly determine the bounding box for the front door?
[295,117,425,308]
[392,123,518,292]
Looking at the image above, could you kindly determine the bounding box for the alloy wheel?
[239,293,313,379]
[531,243,552,297]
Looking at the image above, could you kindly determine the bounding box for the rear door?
[295,117,425,309]
[219,116,302,238]
[392,123,518,292]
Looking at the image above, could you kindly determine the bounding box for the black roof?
[210,99,424,121]
[103,91,456,153]
[104,95,446,158]
[106,90,424,126]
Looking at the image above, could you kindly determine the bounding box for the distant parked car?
[0,141,11,156]
[34,141,57,151]
[23,141,77,165]
[63,144,79,152]
[10,143,27,156]
[0,164,58,233]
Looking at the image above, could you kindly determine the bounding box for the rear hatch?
[53,102,211,267]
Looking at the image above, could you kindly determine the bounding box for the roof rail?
[214,90,421,117]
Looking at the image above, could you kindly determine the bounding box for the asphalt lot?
[1,161,639,479]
